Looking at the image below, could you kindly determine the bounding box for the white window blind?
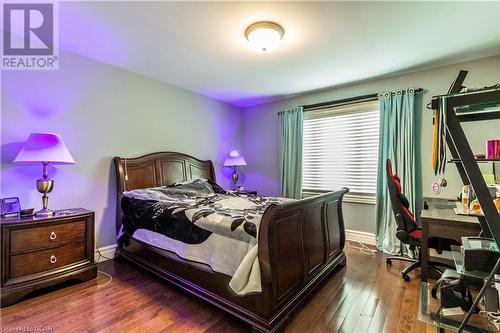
[302,99,380,196]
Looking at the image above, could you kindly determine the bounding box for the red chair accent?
[385,159,456,281]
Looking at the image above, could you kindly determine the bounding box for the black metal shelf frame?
[446,104,500,239]
[430,70,500,333]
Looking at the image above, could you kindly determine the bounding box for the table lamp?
[13,133,75,217]
[223,149,247,191]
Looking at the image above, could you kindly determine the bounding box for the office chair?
[385,159,456,281]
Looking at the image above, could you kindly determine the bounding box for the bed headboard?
[114,152,216,193]
[113,151,216,232]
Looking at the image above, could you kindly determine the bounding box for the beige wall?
[242,55,500,234]
[1,50,243,247]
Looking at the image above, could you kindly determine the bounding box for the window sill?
[344,194,376,205]
[302,190,376,205]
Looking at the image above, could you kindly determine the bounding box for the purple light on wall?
[59,2,130,66]
[2,50,101,119]
[199,88,280,108]
[192,97,243,189]
[239,102,282,195]
[231,96,281,108]
[223,149,247,167]
[244,172,281,196]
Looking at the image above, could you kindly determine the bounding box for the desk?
[420,198,481,282]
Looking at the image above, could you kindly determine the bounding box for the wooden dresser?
[1,208,97,307]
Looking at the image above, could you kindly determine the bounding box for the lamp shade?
[223,149,247,167]
[13,133,75,164]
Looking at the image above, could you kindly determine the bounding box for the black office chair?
[385,159,456,281]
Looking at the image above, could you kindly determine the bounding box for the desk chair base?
[386,256,453,281]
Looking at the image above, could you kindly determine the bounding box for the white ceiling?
[57,2,500,107]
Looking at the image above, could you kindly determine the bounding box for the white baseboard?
[95,244,117,263]
[345,229,376,246]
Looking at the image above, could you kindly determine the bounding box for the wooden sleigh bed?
[114,152,348,333]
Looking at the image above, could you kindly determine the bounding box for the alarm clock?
[1,197,21,217]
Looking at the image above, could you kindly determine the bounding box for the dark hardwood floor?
[0,246,438,332]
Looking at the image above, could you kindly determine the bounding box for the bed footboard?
[255,188,349,331]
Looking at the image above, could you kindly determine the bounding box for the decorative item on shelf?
[486,139,500,159]
[474,153,486,159]
[13,133,75,217]
[223,149,247,191]
[495,186,500,213]
[20,208,34,217]
[470,199,481,214]
[462,185,472,214]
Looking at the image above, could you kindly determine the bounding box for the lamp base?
[36,166,55,218]
[232,167,239,191]
[35,208,54,218]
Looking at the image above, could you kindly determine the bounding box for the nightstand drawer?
[10,242,86,279]
[10,220,86,253]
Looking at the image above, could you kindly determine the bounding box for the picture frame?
[1,197,21,216]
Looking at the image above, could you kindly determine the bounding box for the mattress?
[119,179,290,295]
[132,228,254,277]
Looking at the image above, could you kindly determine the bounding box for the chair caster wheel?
[386,258,392,266]
[402,273,410,282]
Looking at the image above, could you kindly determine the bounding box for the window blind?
[302,99,380,196]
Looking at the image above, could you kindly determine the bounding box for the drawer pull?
[49,255,57,264]
[49,232,57,240]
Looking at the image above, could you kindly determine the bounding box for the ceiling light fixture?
[245,21,285,52]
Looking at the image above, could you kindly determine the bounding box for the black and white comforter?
[120,179,289,295]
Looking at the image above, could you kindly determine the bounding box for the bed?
[114,151,348,333]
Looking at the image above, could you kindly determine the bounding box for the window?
[302,99,379,202]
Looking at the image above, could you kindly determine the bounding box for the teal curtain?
[279,106,304,199]
[376,89,418,254]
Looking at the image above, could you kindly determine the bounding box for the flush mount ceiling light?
[245,21,285,52]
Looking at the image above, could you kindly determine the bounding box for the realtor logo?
[2,2,59,70]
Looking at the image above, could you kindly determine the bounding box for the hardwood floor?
[0,246,439,333]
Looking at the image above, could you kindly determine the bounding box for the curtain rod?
[302,88,423,110]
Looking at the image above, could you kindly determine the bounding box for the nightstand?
[1,208,97,307]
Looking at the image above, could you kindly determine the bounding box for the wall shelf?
[448,158,500,163]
